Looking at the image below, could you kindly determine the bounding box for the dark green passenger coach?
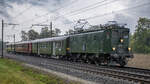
[31,36,69,56]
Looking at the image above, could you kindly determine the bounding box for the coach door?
[29,43,32,53]
[53,42,56,55]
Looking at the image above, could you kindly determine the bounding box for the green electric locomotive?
[67,24,133,66]
[6,23,133,67]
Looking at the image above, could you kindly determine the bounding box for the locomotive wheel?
[87,59,93,64]
[94,61,100,66]
[94,58,100,66]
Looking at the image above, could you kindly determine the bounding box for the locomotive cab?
[109,25,133,66]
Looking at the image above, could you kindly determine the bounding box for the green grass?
[0,58,80,84]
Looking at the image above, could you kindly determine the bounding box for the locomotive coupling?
[111,53,133,59]
[111,53,119,59]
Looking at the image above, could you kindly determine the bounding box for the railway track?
[5,53,150,84]
[40,59,150,84]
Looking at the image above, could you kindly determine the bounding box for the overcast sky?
[0,0,150,42]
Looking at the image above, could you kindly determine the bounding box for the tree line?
[21,27,61,41]
[130,17,150,54]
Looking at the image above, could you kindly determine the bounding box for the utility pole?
[1,20,4,58]
[13,34,15,52]
[50,22,52,37]
[50,22,53,56]
[32,21,53,55]
[6,23,19,53]
[32,22,52,37]
[13,34,15,44]
[1,22,19,58]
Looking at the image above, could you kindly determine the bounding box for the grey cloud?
[113,13,137,33]
[0,0,12,18]
[52,12,73,24]
[0,11,10,18]
[113,0,150,33]
[0,0,73,19]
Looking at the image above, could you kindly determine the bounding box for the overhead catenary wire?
[64,0,121,17]
[21,0,78,30]
[84,1,150,20]
[67,0,107,14]
[13,5,33,19]
[18,0,150,32]
[12,0,46,20]
[21,0,77,24]
[21,0,120,28]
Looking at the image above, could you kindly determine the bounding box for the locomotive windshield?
[111,28,129,47]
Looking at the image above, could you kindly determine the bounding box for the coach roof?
[12,36,69,45]
[31,36,68,43]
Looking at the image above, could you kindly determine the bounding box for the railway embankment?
[5,53,149,84]
[128,54,150,69]
[0,58,81,84]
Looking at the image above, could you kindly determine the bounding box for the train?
[6,22,133,67]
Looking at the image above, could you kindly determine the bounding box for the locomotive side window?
[123,31,129,39]
[94,35,97,40]
[72,37,74,41]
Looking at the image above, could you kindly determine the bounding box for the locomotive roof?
[69,27,129,37]
[7,36,69,45]
[70,30,104,37]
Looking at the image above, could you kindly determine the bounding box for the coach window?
[55,42,58,48]
[25,45,27,48]
[49,42,51,46]
[45,43,47,48]
[72,37,74,41]
[42,44,44,48]
[22,45,24,48]
[44,43,47,48]
[59,42,61,48]
[24,45,26,48]
[58,42,60,48]
[43,44,46,48]
[40,44,43,48]
[56,41,61,48]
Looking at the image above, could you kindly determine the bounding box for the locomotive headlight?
[66,48,70,51]
[112,47,116,51]
[120,39,124,43]
[128,47,131,51]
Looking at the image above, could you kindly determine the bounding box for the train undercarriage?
[59,53,133,67]
[7,51,133,67]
